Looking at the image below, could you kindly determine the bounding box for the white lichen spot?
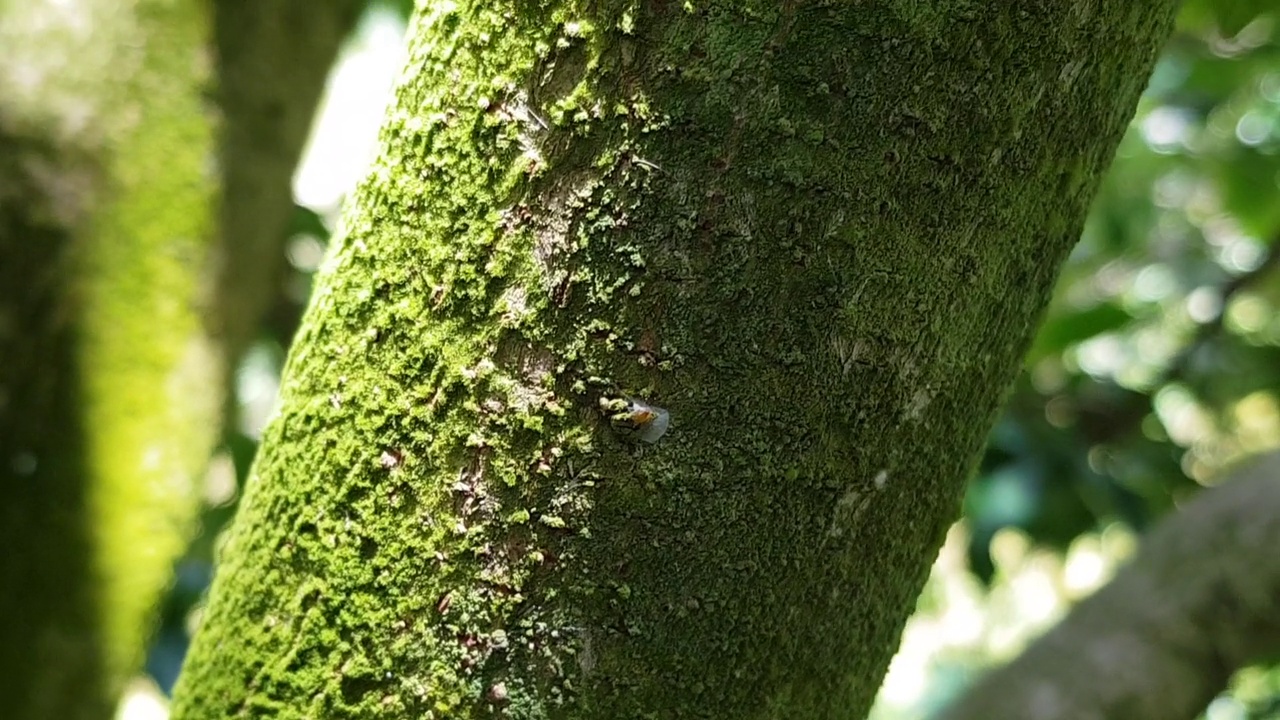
[907,388,933,421]
[727,190,758,241]
[830,333,865,375]
[533,208,571,270]
[874,469,889,490]
[501,90,548,169]
[531,168,603,297]
[828,487,868,538]
[1058,59,1084,88]
[505,346,557,413]
[578,628,596,676]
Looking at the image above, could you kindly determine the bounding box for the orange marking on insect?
[628,408,658,426]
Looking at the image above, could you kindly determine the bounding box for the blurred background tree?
[0,3,221,718]
[4,0,1278,718]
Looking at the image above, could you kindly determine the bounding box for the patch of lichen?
[174,0,1178,718]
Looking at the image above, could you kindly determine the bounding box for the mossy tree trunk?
[0,1,220,718]
[172,2,1178,718]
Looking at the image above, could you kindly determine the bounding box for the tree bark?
[172,2,1179,718]
[0,1,220,718]
[940,450,1280,720]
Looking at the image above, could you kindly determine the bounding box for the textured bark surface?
[173,2,1179,718]
[940,451,1280,720]
[0,1,219,717]
[211,0,363,372]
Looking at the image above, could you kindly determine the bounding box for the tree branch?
[940,451,1280,720]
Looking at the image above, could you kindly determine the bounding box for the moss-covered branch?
[0,1,220,717]
[173,2,1178,718]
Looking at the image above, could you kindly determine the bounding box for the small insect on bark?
[599,396,670,443]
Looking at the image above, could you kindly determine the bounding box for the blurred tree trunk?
[940,450,1280,720]
[211,0,363,378]
[172,2,1179,718]
[0,1,220,718]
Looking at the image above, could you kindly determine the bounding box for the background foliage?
[124,1,1280,717]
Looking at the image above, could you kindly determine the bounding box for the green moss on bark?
[174,2,1178,719]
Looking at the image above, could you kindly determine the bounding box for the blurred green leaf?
[1027,303,1134,365]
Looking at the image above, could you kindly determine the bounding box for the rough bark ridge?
[941,451,1280,720]
[173,2,1178,718]
[0,1,219,717]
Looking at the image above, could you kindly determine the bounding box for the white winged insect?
[600,396,670,444]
